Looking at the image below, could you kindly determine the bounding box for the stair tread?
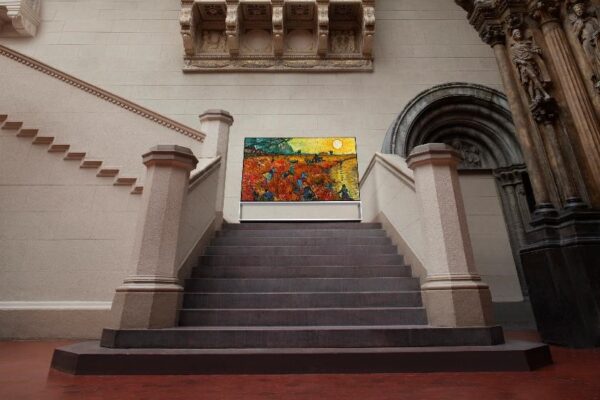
[193,265,410,268]
[141,325,439,331]
[187,277,416,280]
[180,307,425,311]
[183,291,421,294]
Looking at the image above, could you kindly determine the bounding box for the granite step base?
[101,325,504,349]
[51,340,553,375]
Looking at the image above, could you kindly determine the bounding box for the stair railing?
[105,110,233,330]
[361,144,497,328]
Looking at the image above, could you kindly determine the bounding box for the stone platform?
[51,340,552,375]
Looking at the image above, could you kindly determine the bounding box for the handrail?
[360,152,415,190]
[0,43,206,142]
[188,156,221,190]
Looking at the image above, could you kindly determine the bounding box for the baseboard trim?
[0,301,111,310]
[0,305,112,339]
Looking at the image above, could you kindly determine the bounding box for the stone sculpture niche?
[180,0,375,72]
[0,0,41,37]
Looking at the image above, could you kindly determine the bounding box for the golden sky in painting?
[287,137,357,155]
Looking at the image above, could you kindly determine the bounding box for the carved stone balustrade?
[0,0,41,37]
[180,0,375,72]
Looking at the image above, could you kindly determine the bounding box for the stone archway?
[382,82,532,298]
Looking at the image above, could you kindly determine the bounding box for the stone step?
[217,229,387,238]
[223,222,381,230]
[182,291,423,309]
[55,339,552,374]
[100,326,505,350]
[190,265,413,279]
[185,277,421,292]
[178,307,428,327]
[212,236,392,246]
[2,121,23,130]
[199,254,404,267]
[204,245,398,256]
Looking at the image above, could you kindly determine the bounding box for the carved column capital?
[481,24,507,46]
[529,0,563,26]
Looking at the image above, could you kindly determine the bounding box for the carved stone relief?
[510,28,552,105]
[242,29,273,53]
[446,139,483,169]
[568,1,600,91]
[330,30,357,53]
[509,28,557,122]
[200,30,227,53]
[286,29,314,52]
[0,0,41,37]
[180,0,375,72]
[243,3,271,20]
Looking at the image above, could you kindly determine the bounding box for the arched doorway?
[382,83,533,303]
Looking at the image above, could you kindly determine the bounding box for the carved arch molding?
[382,83,532,296]
[180,0,375,72]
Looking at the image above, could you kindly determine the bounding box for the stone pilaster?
[108,145,198,329]
[407,144,495,328]
[530,0,600,206]
[485,29,557,213]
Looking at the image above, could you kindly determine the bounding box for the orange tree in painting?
[241,138,360,202]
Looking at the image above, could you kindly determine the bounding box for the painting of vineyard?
[241,137,360,202]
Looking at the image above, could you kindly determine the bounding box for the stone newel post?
[109,145,198,329]
[199,109,234,218]
[407,143,495,327]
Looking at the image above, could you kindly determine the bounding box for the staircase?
[102,222,503,349]
[53,222,552,374]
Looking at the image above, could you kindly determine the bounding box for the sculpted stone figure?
[510,29,552,105]
[331,30,356,53]
[569,2,600,90]
[448,139,483,168]
[201,30,226,53]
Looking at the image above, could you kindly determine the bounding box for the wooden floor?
[2,332,599,400]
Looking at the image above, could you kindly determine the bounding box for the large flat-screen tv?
[241,137,360,202]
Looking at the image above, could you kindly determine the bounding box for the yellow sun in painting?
[332,139,343,150]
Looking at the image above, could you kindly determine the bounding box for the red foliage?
[241,155,346,202]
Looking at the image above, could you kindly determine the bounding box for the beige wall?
[0,0,514,337]
[0,0,503,222]
[360,154,523,303]
[459,173,523,302]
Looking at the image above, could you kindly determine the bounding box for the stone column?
[109,145,198,329]
[406,143,495,327]
[199,109,234,218]
[489,38,557,213]
[494,166,531,297]
[534,9,600,206]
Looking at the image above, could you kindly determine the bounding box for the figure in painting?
[338,184,353,201]
[510,28,552,106]
[569,2,600,90]
[302,186,317,201]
